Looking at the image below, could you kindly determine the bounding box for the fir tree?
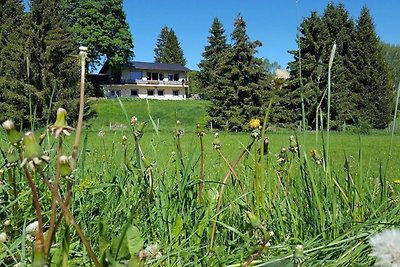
[225,15,268,131]
[154,26,169,63]
[160,29,186,65]
[202,15,269,131]
[321,3,357,129]
[285,4,357,129]
[198,18,229,100]
[0,0,44,127]
[383,43,400,89]
[29,0,80,124]
[350,6,392,128]
[281,11,326,128]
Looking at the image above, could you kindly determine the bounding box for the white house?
[99,61,190,100]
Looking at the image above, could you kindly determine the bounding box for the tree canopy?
[284,3,392,130]
[62,0,134,69]
[153,27,186,65]
[199,15,270,131]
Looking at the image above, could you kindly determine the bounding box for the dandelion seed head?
[26,221,39,235]
[2,120,15,130]
[370,229,400,267]
[0,232,6,243]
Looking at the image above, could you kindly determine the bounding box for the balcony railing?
[110,79,188,86]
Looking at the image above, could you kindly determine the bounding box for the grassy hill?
[87,98,209,132]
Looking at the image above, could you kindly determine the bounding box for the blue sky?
[124,0,400,70]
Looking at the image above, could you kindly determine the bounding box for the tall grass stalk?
[390,81,400,155]
[208,140,254,252]
[326,43,337,165]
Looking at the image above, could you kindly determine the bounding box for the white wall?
[105,86,186,100]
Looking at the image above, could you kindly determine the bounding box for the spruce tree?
[0,0,44,127]
[321,3,357,129]
[281,11,326,128]
[285,4,356,129]
[222,15,268,131]
[160,29,186,65]
[29,0,80,124]
[383,43,400,88]
[198,17,230,101]
[350,6,392,128]
[154,26,169,63]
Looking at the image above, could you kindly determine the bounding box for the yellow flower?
[249,118,261,129]
[394,179,400,185]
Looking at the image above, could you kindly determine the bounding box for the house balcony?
[110,79,188,86]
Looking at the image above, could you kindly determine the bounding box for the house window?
[130,71,142,80]
[168,73,179,81]
[131,90,138,96]
[173,90,179,96]
[147,90,154,96]
[157,90,164,96]
[111,90,121,97]
[147,72,163,81]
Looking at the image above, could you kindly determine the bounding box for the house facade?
[99,61,190,100]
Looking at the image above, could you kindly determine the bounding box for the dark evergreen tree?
[321,3,357,129]
[382,43,400,89]
[201,15,269,131]
[349,6,392,128]
[29,0,80,124]
[285,4,357,129]
[224,15,268,131]
[160,29,186,65]
[279,11,326,128]
[154,26,169,63]
[0,0,44,127]
[62,0,134,68]
[198,18,229,99]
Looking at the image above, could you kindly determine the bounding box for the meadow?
[1,98,400,266]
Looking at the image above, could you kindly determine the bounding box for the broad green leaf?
[126,225,144,256]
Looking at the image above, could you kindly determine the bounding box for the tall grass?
[1,53,400,266]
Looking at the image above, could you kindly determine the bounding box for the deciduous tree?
[62,0,134,69]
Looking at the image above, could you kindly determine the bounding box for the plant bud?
[59,155,72,177]
[23,132,43,160]
[54,108,68,128]
[2,120,21,144]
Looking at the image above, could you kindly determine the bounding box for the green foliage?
[1,97,400,265]
[62,0,134,68]
[156,28,186,65]
[199,16,271,131]
[0,78,44,127]
[154,26,169,63]
[383,43,400,87]
[28,0,81,125]
[198,17,230,99]
[349,6,392,129]
[187,70,202,96]
[0,0,43,128]
[286,3,393,130]
[88,98,208,132]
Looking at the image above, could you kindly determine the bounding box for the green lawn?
[1,98,400,266]
[88,98,209,132]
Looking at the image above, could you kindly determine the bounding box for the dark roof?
[99,61,190,74]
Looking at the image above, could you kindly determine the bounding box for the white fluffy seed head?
[0,232,7,242]
[25,221,39,235]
